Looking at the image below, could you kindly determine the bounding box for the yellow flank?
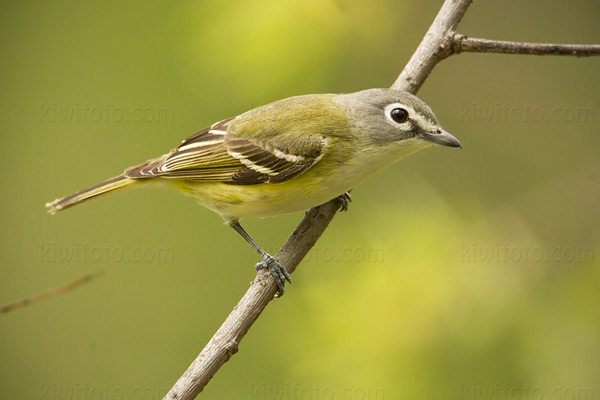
[171,135,428,222]
[172,169,337,221]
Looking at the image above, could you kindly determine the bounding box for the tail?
[46,175,141,214]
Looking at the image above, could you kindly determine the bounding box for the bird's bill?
[422,129,462,148]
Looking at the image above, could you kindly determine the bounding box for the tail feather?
[46,175,140,214]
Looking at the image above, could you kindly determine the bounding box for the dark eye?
[390,108,409,123]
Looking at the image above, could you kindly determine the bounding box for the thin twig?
[0,271,105,314]
[452,34,600,57]
[164,0,475,398]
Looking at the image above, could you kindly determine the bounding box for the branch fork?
[164,1,599,398]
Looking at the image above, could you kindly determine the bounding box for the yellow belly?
[167,137,428,222]
[172,169,347,222]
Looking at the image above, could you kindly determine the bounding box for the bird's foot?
[255,254,291,297]
[335,191,352,212]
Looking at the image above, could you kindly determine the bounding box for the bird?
[46,88,461,295]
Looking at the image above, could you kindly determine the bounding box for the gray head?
[340,88,461,149]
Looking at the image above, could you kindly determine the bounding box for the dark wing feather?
[224,135,324,184]
[124,118,327,185]
[177,117,233,148]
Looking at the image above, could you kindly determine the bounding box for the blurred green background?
[1,0,599,399]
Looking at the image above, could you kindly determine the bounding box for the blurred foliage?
[1,0,599,399]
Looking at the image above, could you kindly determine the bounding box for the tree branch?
[452,34,600,57]
[164,0,474,399]
[391,0,473,93]
[164,201,340,399]
[0,271,105,314]
[164,1,599,398]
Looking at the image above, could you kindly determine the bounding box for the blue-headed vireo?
[46,88,461,295]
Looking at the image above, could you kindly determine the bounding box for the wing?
[124,117,328,185]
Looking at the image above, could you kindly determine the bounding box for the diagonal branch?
[451,34,600,57]
[392,0,473,93]
[164,201,341,399]
[164,1,599,399]
[164,0,474,399]
[0,271,105,314]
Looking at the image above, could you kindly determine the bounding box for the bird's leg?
[335,191,352,212]
[229,221,291,297]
